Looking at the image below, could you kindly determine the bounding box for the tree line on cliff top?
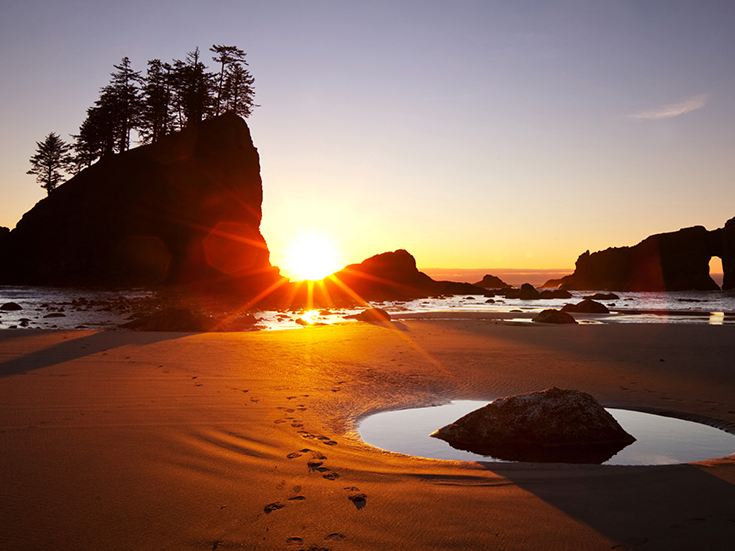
[27,45,257,195]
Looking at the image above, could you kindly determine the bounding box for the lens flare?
[284,233,342,281]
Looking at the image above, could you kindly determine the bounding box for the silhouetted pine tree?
[223,63,257,118]
[171,48,213,128]
[27,133,73,194]
[108,57,142,151]
[139,59,173,143]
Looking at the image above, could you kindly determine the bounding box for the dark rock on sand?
[431,387,635,463]
[343,308,391,322]
[532,309,577,324]
[474,274,509,289]
[0,113,280,292]
[0,302,22,311]
[121,307,218,332]
[562,298,609,314]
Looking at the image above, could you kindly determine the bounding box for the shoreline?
[2,321,735,549]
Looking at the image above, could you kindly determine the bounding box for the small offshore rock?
[587,292,619,300]
[532,309,577,324]
[562,298,609,314]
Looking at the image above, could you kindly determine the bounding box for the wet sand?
[1,321,734,550]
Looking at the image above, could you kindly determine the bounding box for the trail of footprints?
[260,393,367,548]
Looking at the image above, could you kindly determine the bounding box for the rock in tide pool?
[431,388,636,464]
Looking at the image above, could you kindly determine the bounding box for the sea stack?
[0,113,280,291]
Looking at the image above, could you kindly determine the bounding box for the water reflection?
[709,311,725,325]
[359,401,735,466]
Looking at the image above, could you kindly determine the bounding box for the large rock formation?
[0,113,280,290]
[281,249,492,307]
[474,274,509,288]
[553,222,734,291]
[431,388,635,463]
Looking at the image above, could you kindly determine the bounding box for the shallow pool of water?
[359,400,735,465]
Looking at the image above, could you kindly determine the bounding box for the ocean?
[2,285,735,331]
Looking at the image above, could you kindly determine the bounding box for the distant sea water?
[2,285,735,331]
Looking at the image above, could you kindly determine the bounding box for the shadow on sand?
[0,330,189,378]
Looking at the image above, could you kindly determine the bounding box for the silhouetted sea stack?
[474,274,509,289]
[282,249,492,307]
[0,113,280,291]
[550,221,734,291]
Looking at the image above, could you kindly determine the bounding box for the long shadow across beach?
[492,460,735,550]
[0,330,188,378]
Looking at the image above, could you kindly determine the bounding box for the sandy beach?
[1,320,735,550]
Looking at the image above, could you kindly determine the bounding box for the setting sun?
[283,233,342,281]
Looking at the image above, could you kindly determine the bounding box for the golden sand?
[1,321,734,550]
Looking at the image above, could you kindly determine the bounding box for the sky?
[2,0,734,280]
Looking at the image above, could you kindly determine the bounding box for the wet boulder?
[344,308,391,322]
[431,387,635,463]
[561,298,609,314]
[532,309,577,324]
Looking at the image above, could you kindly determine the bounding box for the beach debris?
[343,307,391,323]
[532,309,577,324]
[0,302,22,311]
[562,298,610,313]
[431,387,635,463]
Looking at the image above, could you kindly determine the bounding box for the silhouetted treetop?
[65,45,257,169]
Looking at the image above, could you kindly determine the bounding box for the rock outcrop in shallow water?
[0,113,280,291]
[280,249,492,307]
[550,221,735,291]
[431,388,635,463]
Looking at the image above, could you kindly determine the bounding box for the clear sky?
[2,0,734,278]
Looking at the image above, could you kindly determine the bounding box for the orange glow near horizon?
[282,232,343,281]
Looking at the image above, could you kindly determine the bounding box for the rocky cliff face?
[556,222,732,291]
[0,113,280,290]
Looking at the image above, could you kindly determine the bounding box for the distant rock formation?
[281,250,492,307]
[0,113,280,291]
[431,388,635,463]
[552,221,734,291]
[474,274,509,288]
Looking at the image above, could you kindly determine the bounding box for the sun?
[284,233,342,281]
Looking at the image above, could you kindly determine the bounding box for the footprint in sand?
[287,452,302,459]
[264,502,285,514]
[288,495,306,502]
[307,460,324,471]
[322,472,340,480]
[325,533,346,541]
[250,397,259,403]
[348,493,367,509]
[286,537,303,546]
[276,480,286,490]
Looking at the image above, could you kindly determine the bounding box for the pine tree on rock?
[27,133,73,195]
